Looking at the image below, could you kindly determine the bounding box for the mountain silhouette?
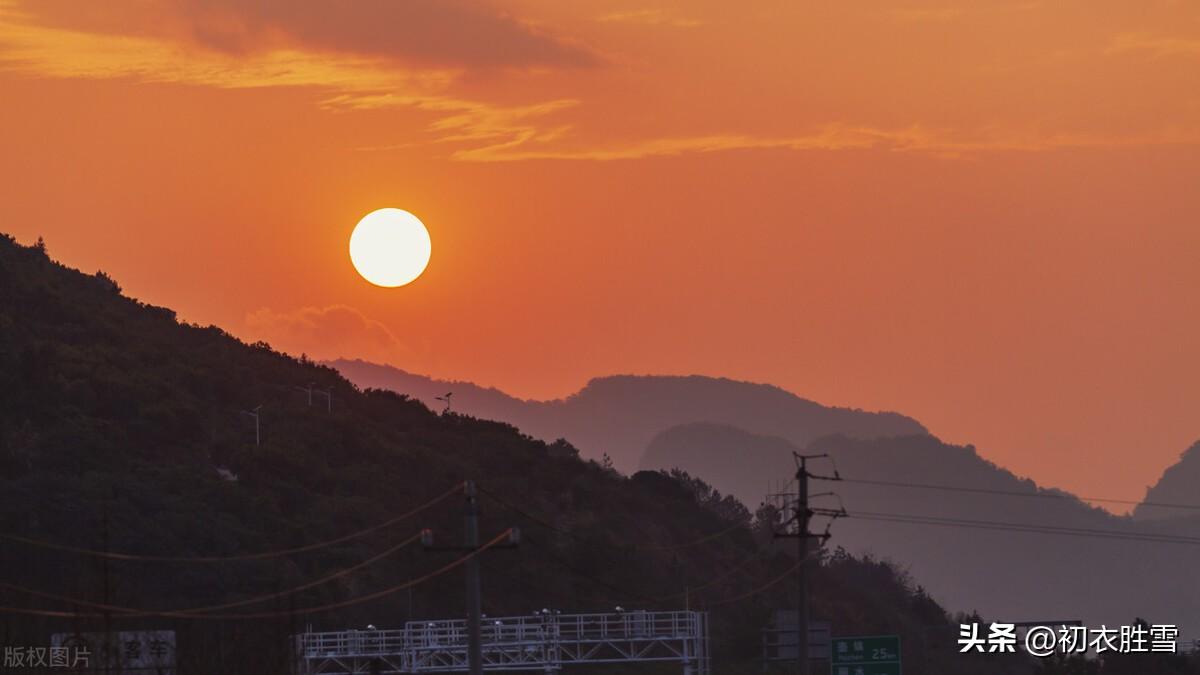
[643,422,1200,636]
[1135,440,1200,521]
[329,361,1200,638]
[329,359,927,473]
[0,233,1005,673]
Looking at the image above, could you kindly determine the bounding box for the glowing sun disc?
[349,208,432,287]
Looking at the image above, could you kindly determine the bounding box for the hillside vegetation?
[0,234,1039,674]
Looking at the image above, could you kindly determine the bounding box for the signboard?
[831,635,901,675]
[764,613,831,660]
[51,630,176,674]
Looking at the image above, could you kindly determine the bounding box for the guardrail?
[295,610,709,674]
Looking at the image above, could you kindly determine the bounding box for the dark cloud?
[20,0,598,69]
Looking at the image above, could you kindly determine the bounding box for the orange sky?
[2,0,1198,509]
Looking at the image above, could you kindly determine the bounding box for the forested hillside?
[0,234,1033,674]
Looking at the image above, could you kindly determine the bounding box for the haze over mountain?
[331,361,1200,639]
[329,359,927,474]
[641,424,1200,637]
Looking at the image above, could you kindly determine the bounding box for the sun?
[349,208,432,287]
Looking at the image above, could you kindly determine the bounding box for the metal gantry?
[294,610,710,675]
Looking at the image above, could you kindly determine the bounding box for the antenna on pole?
[435,392,453,415]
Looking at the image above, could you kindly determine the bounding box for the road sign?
[831,635,900,675]
[831,664,900,675]
[763,613,831,660]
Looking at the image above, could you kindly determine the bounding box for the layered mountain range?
[332,359,1200,637]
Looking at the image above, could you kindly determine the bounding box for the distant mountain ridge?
[328,359,928,473]
[642,422,1200,635]
[1136,440,1200,520]
[331,359,1200,635]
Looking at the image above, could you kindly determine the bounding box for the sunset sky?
[2,0,1198,509]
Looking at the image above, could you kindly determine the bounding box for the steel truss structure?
[294,610,710,675]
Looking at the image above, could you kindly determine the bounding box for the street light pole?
[240,405,262,447]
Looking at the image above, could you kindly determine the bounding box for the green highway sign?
[831,664,900,675]
[831,635,901,675]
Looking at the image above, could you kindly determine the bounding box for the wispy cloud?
[0,11,449,91]
[883,2,1039,23]
[244,305,415,365]
[3,1,1196,165]
[0,6,578,155]
[1108,32,1200,58]
[12,0,598,69]
[444,124,1200,162]
[885,7,966,23]
[597,9,702,28]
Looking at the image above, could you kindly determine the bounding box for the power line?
[649,551,765,603]
[480,487,748,551]
[0,529,513,621]
[0,482,462,562]
[642,519,750,551]
[519,533,660,605]
[521,529,783,610]
[826,477,1200,513]
[846,510,1200,546]
[0,532,423,618]
[483,486,825,612]
[706,560,803,607]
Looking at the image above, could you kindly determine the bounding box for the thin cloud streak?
[0,13,449,91]
[597,9,702,28]
[3,1,1198,164]
[0,10,576,155]
[1108,32,1200,58]
[13,0,599,69]
[444,125,1200,162]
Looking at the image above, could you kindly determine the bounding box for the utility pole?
[422,481,519,675]
[465,482,483,675]
[771,453,844,675]
[101,497,111,675]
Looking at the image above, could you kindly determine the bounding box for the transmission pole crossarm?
[419,480,520,675]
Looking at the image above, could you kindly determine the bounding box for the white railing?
[295,610,709,675]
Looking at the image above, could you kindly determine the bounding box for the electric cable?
[822,477,1200,513]
[480,487,748,551]
[0,532,423,617]
[847,510,1200,546]
[0,482,462,562]
[0,528,511,620]
[706,560,803,607]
